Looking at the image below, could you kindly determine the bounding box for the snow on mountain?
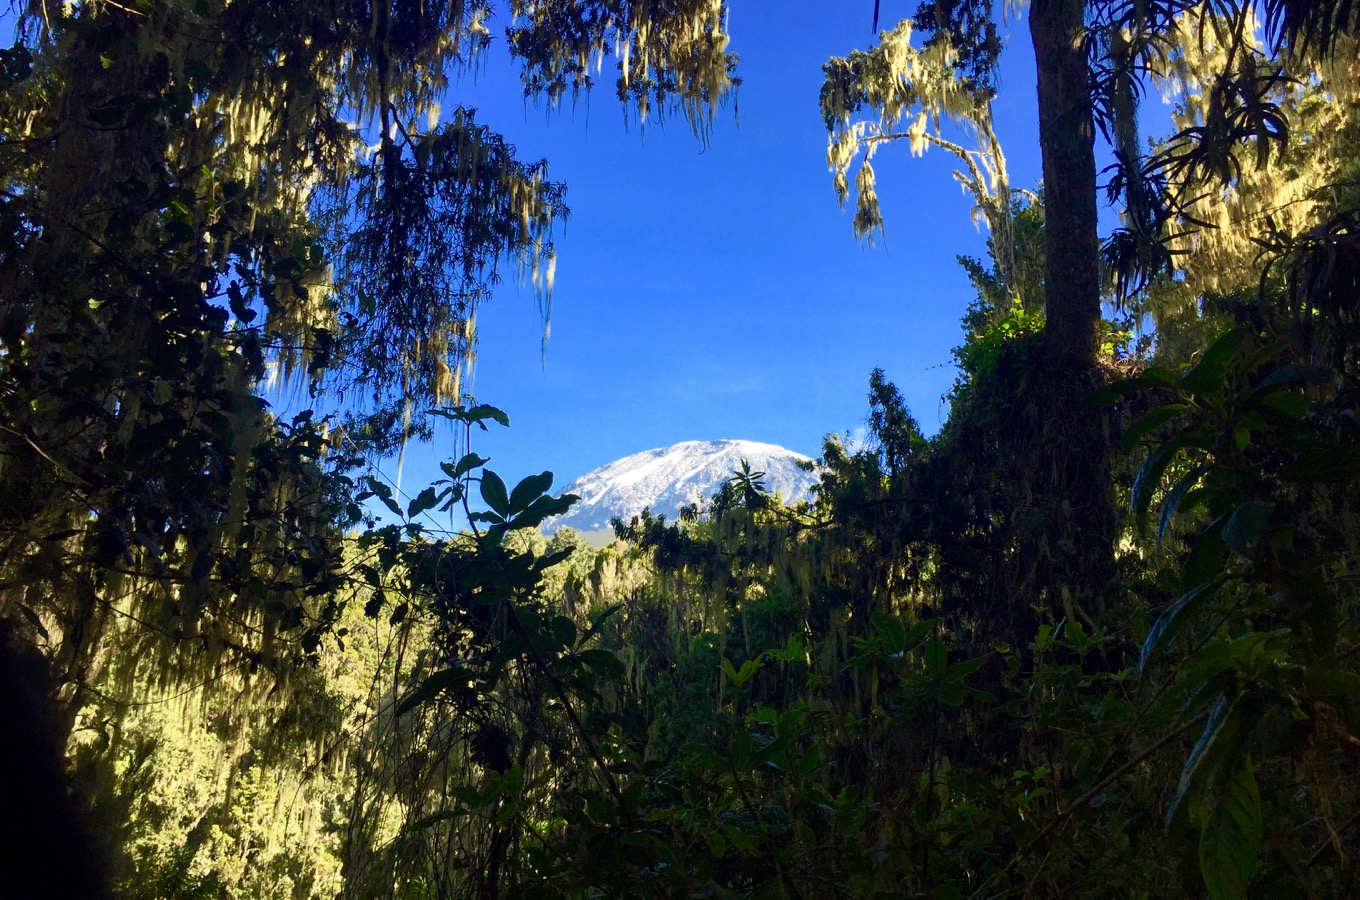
[547,439,819,533]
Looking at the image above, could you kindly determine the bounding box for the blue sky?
[391,2,1048,498]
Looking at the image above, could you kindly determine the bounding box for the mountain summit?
[548,439,818,533]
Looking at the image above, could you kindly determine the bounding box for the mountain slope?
[548,439,818,533]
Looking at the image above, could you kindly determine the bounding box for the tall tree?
[824,0,1360,628]
[0,0,735,878]
[821,21,1030,306]
[823,2,1119,627]
[1030,0,1102,363]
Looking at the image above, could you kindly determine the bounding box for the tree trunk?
[0,624,112,898]
[1032,0,1101,361]
[1028,0,1118,615]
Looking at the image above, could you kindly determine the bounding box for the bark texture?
[1032,0,1102,363]
[1028,0,1118,617]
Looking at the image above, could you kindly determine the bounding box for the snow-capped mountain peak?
[548,439,818,533]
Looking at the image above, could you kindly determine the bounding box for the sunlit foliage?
[4,1,1360,897]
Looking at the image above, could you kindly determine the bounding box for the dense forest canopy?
[2,0,1359,897]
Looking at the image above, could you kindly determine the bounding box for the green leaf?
[547,615,576,649]
[480,471,510,517]
[578,648,625,679]
[439,483,465,511]
[870,612,903,653]
[508,471,554,514]
[1181,329,1247,395]
[1256,389,1308,421]
[364,475,403,517]
[752,732,793,770]
[1198,754,1262,900]
[923,635,947,675]
[1169,694,1263,830]
[723,656,760,687]
[190,552,215,582]
[1158,464,1210,545]
[945,656,986,680]
[508,494,576,531]
[1184,515,1230,590]
[465,404,510,428]
[897,618,934,657]
[537,546,575,569]
[1221,501,1275,555]
[936,682,967,706]
[1253,363,1331,393]
[1139,575,1232,673]
[1168,695,1232,826]
[1301,667,1360,735]
[131,532,164,561]
[395,667,468,716]
[18,605,49,642]
[427,404,510,429]
[579,604,622,644]
[406,486,444,518]
[1122,403,1191,453]
[410,810,458,831]
[441,452,489,480]
[727,727,756,773]
[1087,368,1178,406]
[1239,339,1290,371]
[1132,438,1187,531]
